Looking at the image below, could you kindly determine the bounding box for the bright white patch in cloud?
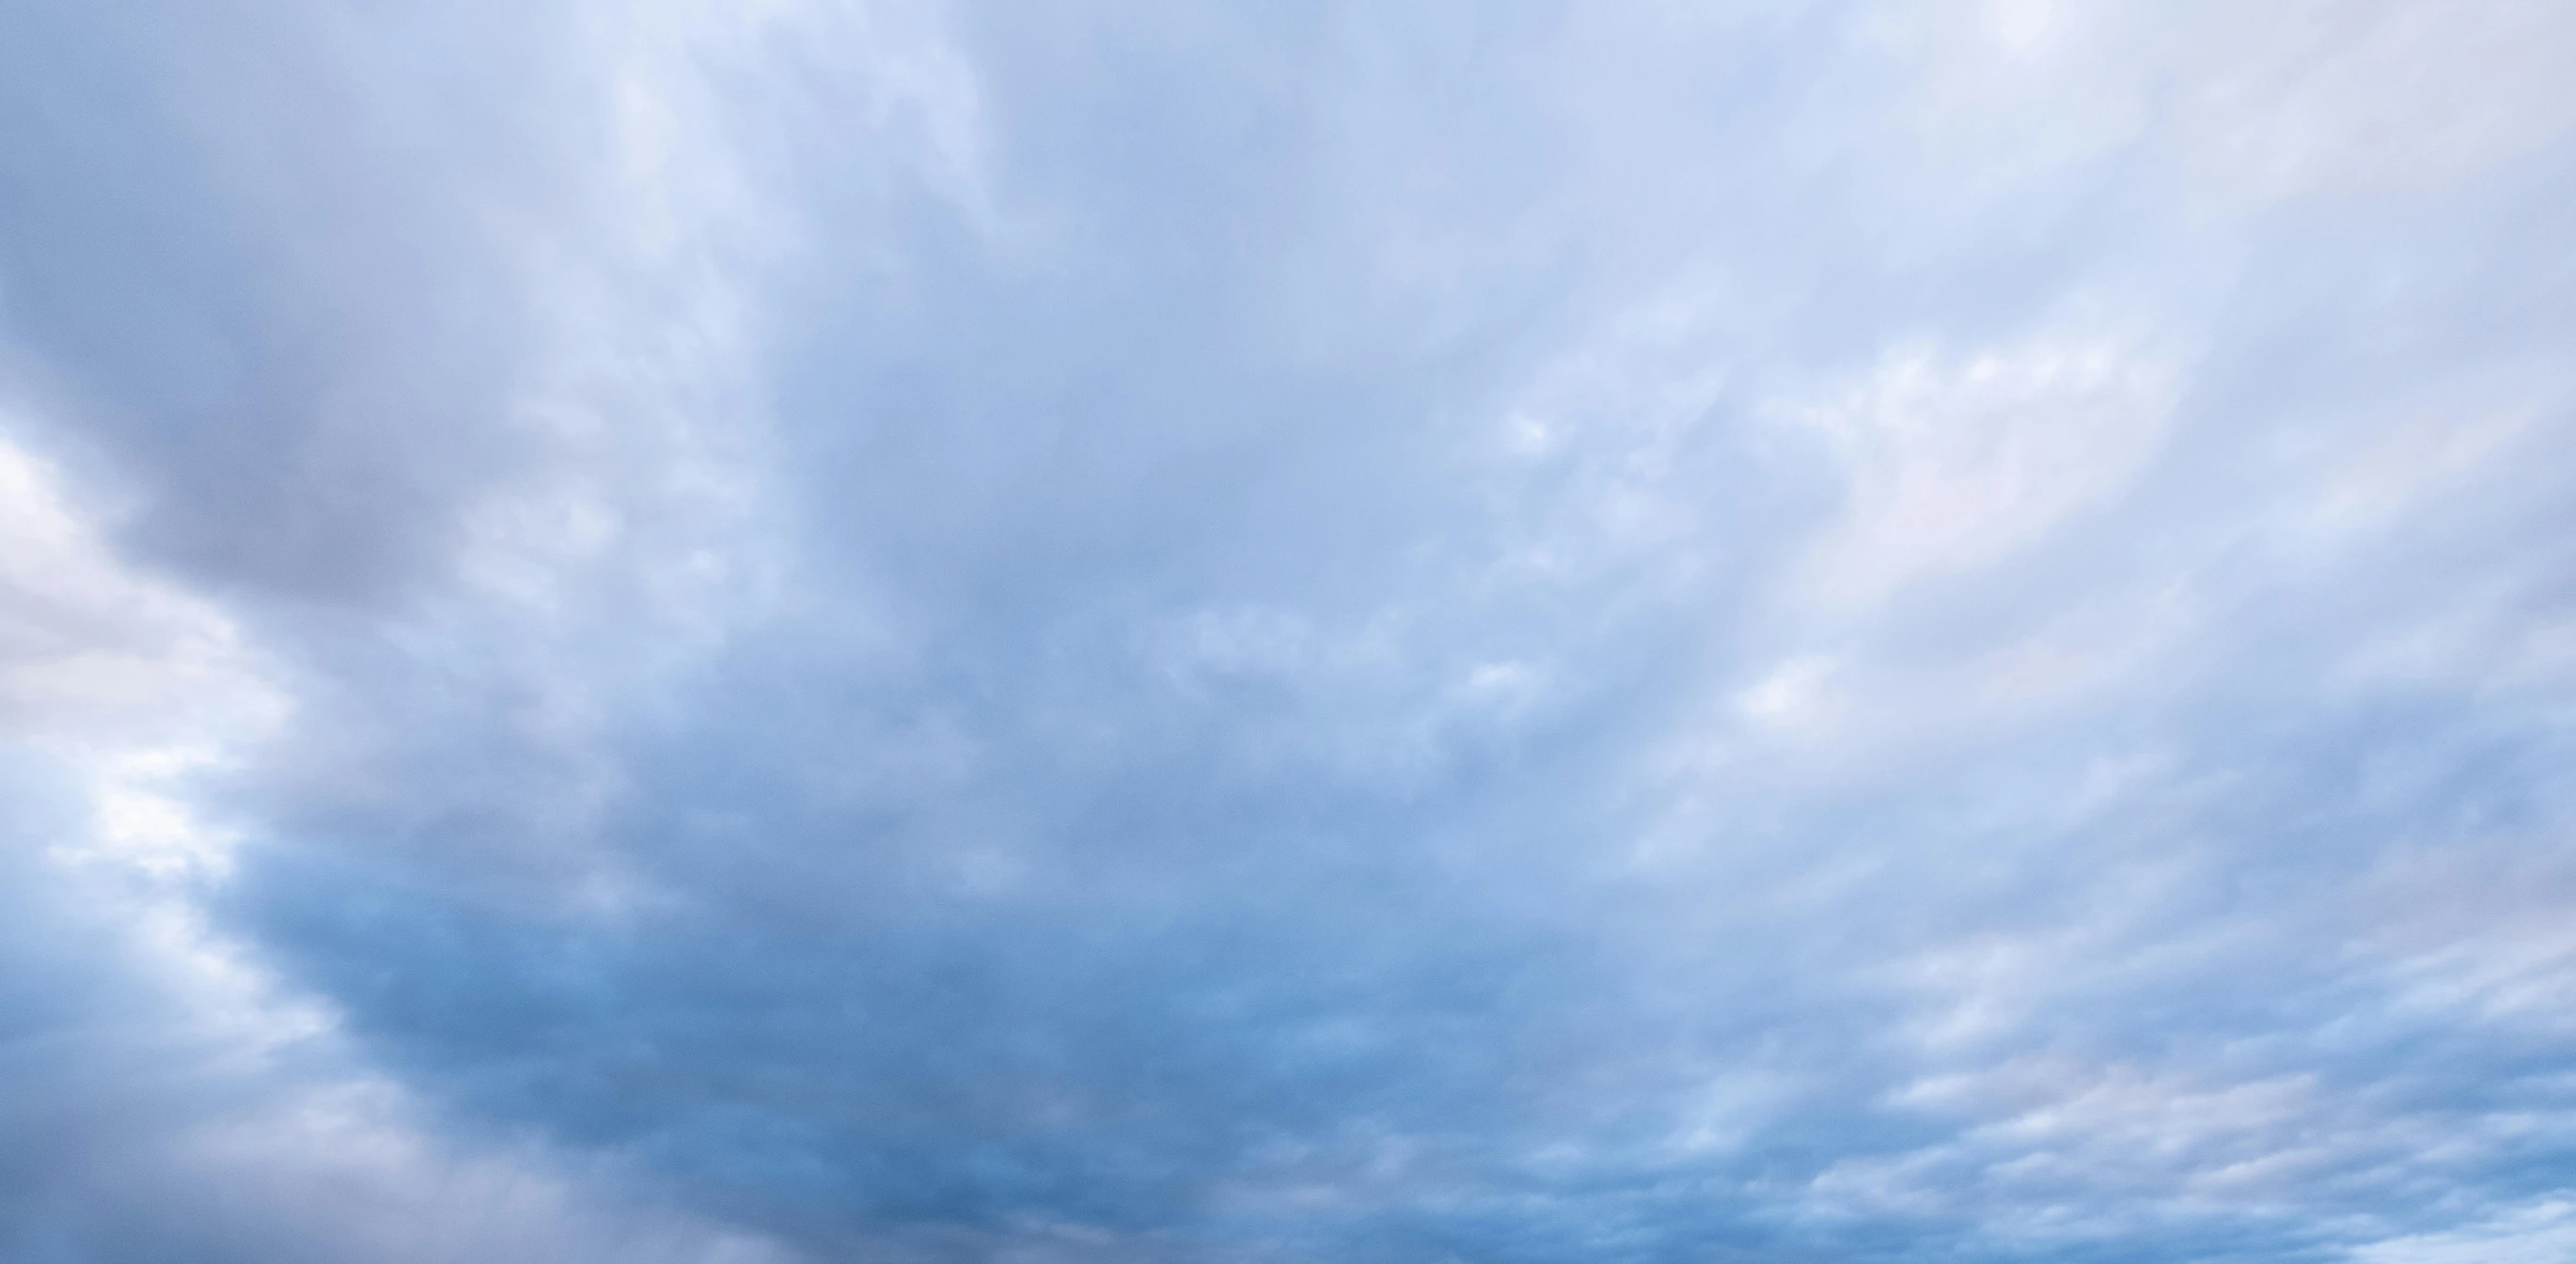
[2352,1199,2576,1264]
[1735,653,1847,742]
[1790,334,2181,612]
[0,438,275,754]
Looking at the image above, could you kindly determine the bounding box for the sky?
[2,1,2573,1260]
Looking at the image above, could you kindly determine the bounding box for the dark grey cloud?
[5,1,2576,1261]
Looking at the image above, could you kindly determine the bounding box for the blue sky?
[3,2,2574,1260]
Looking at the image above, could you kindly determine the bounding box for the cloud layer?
[4,1,2574,1260]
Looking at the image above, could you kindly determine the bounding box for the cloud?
[3,1,2574,1261]
[2354,1199,2576,1264]
[1787,332,2184,612]
[0,430,793,1262]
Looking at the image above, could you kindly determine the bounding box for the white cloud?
[1787,333,2183,612]
[2351,1199,2576,1264]
[0,436,277,753]
[2172,0,2576,205]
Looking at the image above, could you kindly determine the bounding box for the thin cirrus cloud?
[2,1,2572,1261]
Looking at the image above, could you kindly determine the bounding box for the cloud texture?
[3,1,2574,1260]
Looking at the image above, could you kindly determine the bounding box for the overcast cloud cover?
[3,1,2574,1260]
